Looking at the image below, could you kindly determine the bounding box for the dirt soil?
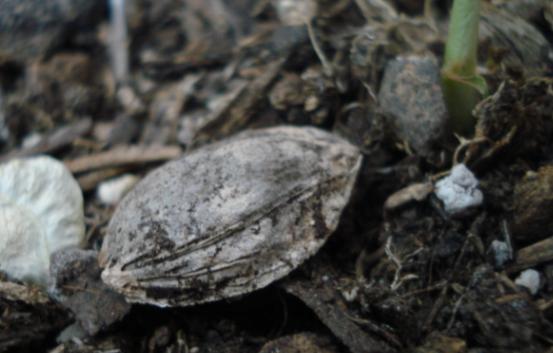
[1,0,553,352]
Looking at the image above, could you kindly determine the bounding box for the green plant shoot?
[441,0,488,136]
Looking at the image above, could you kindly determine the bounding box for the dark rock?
[49,248,131,336]
[378,55,448,156]
[0,0,104,62]
[480,8,553,75]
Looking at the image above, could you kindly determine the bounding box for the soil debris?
[512,165,553,243]
[1,0,553,352]
[259,332,339,353]
[49,248,131,336]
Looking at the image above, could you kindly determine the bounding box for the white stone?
[490,240,510,267]
[434,164,483,214]
[97,174,139,205]
[0,156,85,285]
[515,269,540,295]
[22,133,42,149]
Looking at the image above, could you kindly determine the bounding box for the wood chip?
[384,182,433,211]
[64,145,182,174]
[508,235,553,273]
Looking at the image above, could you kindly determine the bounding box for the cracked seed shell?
[100,126,362,307]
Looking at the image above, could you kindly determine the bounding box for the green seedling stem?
[442,0,488,137]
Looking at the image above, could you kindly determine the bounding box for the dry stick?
[538,297,553,312]
[400,280,448,298]
[77,167,128,192]
[0,118,93,163]
[64,145,182,174]
[109,0,129,84]
[501,219,514,262]
[446,292,467,331]
[306,20,333,77]
[341,310,403,349]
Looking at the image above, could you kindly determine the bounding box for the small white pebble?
[97,174,139,205]
[434,164,483,214]
[515,269,540,295]
[341,286,359,302]
[490,240,510,267]
[22,133,42,149]
[0,156,85,285]
[274,0,317,26]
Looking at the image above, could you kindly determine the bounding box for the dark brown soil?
[1,1,553,353]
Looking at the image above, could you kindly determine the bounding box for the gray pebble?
[0,0,104,62]
[49,248,131,336]
[378,55,448,156]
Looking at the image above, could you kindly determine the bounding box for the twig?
[306,20,333,77]
[76,167,129,192]
[537,298,553,312]
[400,280,448,298]
[65,145,182,173]
[446,292,467,331]
[501,219,514,262]
[0,118,92,163]
[341,310,403,349]
[423,285,448,332]
[109,0,129,84]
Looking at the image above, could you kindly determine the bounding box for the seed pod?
[100,126,361,307]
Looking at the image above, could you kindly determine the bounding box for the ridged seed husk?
[100,126,362,307]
